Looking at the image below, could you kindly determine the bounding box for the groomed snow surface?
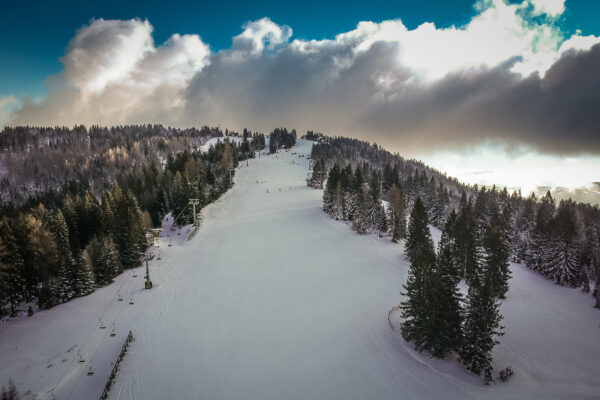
[1,139,600,399]
[199,136,245,153]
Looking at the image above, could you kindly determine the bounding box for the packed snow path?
[1,139,600,400]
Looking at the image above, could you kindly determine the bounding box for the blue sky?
[1,0,599,99]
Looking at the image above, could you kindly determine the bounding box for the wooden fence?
[99,331,134,400]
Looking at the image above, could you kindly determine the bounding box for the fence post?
[99,331,134,400]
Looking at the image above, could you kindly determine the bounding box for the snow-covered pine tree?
[587,225,600,308]
[80,191,102,246]
[171,171,191,226]
[514,193,536,263]
[0,219,25,316]
[73,250,95,296]
[428,241,463,357]
[541,201,582,287]
[387,184,406,242]
[62,194,80,253]
[437,210,460,284]
[341,164,354,220]
[473,186,490,241]
[405,197,435,264]
[352,185,370,234]
[309,159,327,189]
[483,207,512,299]
[323,164,339,215]
[333,181,345,221]
[459,271,504,378]
[526,191,555,272]
[455,193,480,284]
[345,166,363,222]
[371,197,387,234]
[51,209,75,303]
[400,197,437,351]
[430,183,450,228]
[15,206,57,304]
[86,235,123,285]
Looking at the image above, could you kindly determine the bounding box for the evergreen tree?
[72,250,95,296]
[437,210,460,284]
[171,172,191,226]
[514,193,536,263]
[430,183,450,228]
[541,201,582,287]
[455,193,480,283]
[527,191,555,271]
[86,236,122,285]
[333,181,345,220]
[50,209,75,303]
[483,208,512,299]
[309,159,327,189]
[459,272,504,378]
[400,197,437,350]
[352,185,370,234]
[405,197,435,264]
[370,196,387,234]
[0,380,19,400]
[428,248,463,357]
[14,207,56,303]
[323,164,339,215]
[387,184,406,242]
[0,220,25,316]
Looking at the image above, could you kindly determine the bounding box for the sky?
[1,0,599,195]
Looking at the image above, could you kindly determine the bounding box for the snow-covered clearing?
[1,140,599,399]
[199,136,245,153]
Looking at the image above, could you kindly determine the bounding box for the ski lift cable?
[65,278,132,400]
[49,265,136,399]
[66,247,152,399]
[171,202,193,229]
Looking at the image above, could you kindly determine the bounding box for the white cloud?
[0,95,18,128]
[230,18,292,57]
[529,0,566,17]
[11,18,210,126]
[5,1,600,157]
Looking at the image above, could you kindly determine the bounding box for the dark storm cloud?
[356,44,600,155]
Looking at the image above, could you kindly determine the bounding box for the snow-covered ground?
[198,136,245,153]
[1,139,600,399]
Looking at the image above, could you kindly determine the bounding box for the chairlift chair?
[87,362,94,376]
[77,349,85,363]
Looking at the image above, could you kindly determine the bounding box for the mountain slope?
[1,139,599,399]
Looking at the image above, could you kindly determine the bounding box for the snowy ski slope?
[1,139,599,399]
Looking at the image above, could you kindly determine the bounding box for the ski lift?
[99,317,106,329]
[129,297,134,305]
[77,349,85,363]
[110,323,116,337]
[86,362,94,376]
[150,228,163,246]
